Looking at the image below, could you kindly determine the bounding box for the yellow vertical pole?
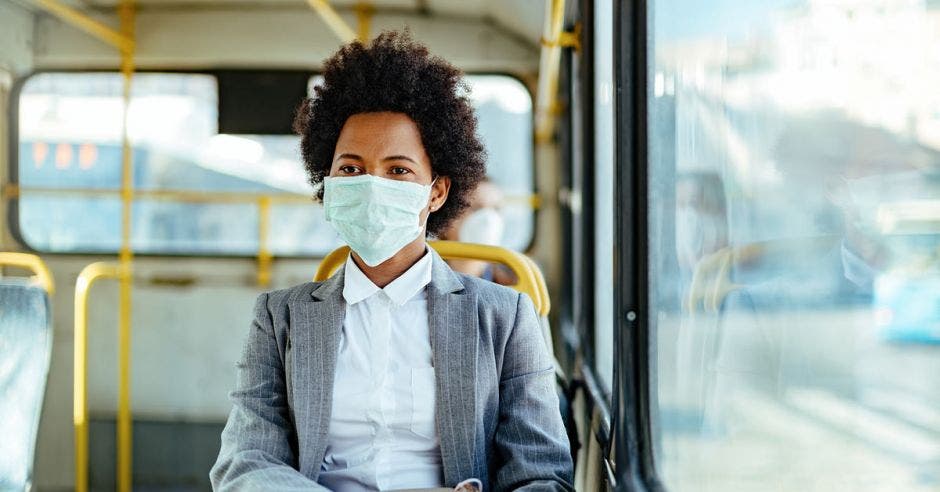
[257,196,272,287]
[117,0,135,491]
[74,279,89,492]
[354,2,373,42]
[74,264,120,492]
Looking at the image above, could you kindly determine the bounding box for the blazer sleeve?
[210,293,329,491]
[492,293,575,491]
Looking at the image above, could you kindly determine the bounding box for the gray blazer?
[210,250,574,491]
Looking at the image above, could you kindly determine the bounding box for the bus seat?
[0,253,54,491]
[314,240,547,316]
[315,242,564,378]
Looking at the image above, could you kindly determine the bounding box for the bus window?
[16,72,306,255]
[594,0,616,392]
[463,75,535,252]
[649,1,940,491]
[15,73,534,255]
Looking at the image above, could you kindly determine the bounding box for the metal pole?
[116,0,136,490]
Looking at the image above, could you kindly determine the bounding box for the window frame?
[612,0,664,490]
[6,68,539,258]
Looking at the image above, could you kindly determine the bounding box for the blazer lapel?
[288,267,345,478]
[428,251,479,485]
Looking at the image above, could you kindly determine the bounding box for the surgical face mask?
[323,174,434,267]
[458,208,505,246]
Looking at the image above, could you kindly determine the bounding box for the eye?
[338,165,361,175]
[390,167,412,175]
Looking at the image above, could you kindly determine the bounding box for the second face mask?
[323,174,433,267]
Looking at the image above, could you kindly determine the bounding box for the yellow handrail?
[28,0,134,52]
[74,262,122,492]
[0,252,55,294]
[522,255,551,316]
[306,0,357,43]
[314,240,546,315]
[535,0,579,143]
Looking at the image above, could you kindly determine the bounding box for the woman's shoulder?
[451,271,523,309]
[255,281,321,310]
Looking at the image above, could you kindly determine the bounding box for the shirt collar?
[342,248,433,307]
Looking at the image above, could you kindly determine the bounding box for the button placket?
[374,295,395,489]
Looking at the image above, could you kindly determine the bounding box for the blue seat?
[0,279,53,491]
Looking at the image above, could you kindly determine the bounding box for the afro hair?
[293,30,487,236]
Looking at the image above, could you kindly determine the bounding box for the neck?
[352,236,428,288]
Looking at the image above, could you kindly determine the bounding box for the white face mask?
[323,174,434,267]
[458,207,505,246]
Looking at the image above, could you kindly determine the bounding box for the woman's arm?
[492,293,575,491]
[210,293,329,491]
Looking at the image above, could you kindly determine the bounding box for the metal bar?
[535,0,567,143]
[313,241,545,316]
[305,0,357,44]
[117,1,135,489]
[0,252,55,294]
[5,185,541,208]
[74,262,122,492]
[257,196,272,286]
[29,0,133,52]
[354,1,373,42]
[5,185,313,203]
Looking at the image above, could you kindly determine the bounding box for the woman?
[439,178,517,286]
[210,31,573,491]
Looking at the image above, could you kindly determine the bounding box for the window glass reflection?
[650,1,940,490]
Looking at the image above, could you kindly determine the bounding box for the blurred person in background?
[440,177,517,286]
[675,171,729,289]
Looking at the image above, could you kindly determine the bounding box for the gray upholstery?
[0,280,53,491]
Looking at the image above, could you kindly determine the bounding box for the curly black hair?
[293,30,487,236]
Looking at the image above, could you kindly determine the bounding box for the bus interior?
[1,0,939,491]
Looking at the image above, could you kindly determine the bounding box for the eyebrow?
[383,155,417,164]
[335,153,417,164]
[335,153,362,162]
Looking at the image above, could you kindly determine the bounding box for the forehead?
[334,112,426,152]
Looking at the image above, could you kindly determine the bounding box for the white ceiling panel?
[426,0,543,43]
[49,0,544,46]
[78,0,418,8]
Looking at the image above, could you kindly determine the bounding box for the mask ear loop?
[428,174,441,212]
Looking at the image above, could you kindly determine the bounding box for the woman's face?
[330,111,450,226]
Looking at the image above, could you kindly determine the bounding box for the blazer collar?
[428,247,466,295]
[310,264,345,302]
[427,249,481,484]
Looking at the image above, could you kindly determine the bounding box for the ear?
[429,176,451,212]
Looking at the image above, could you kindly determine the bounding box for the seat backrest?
[314,241,560,371]
[0,280,53,491]
[314,240,546,315]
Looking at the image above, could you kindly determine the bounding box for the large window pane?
[594,0,616,391]
[650,1,940,491]
[16,73,535,255]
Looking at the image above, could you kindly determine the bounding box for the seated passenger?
[210,31,573,492]
[439,177,518,285]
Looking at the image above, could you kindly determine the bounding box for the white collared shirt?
[318,250,443,491]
